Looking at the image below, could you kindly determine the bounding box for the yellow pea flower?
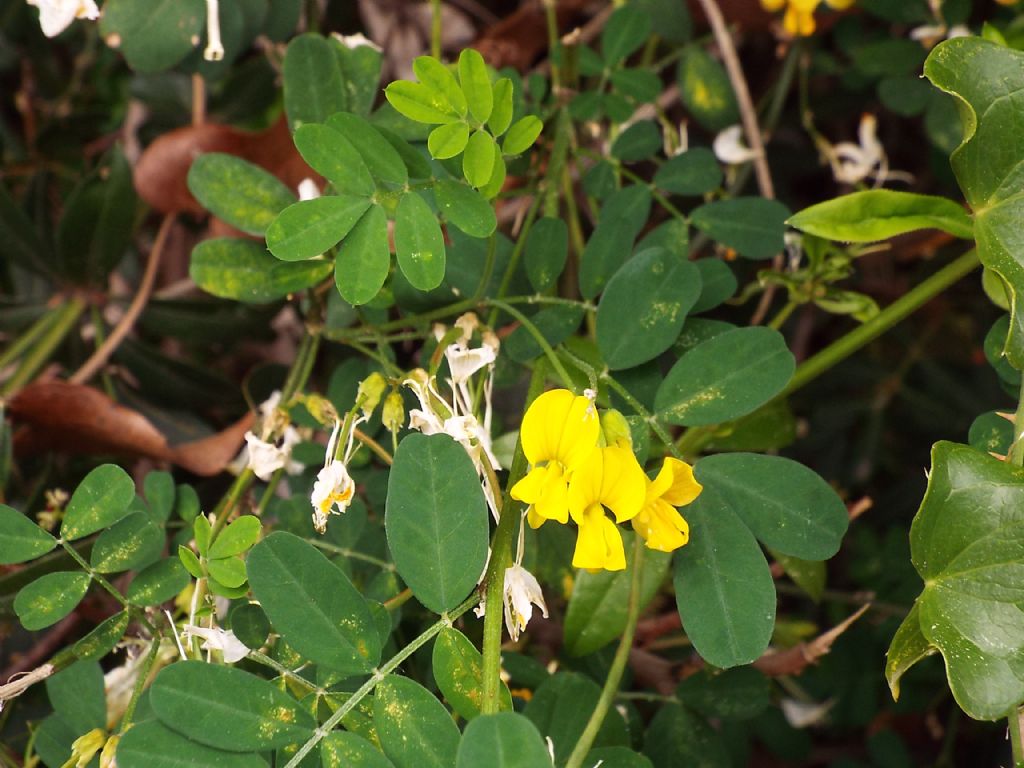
[567,446,647,571]
[761,0,854,37]
[511,389,600,528]
[632,458,703,553]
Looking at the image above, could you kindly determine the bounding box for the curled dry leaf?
[133,116,314,215]
[9,380,253,476]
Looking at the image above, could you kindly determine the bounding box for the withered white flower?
[182,624,250,663]
[203,0,224,61]
[298,177,321,201]
[243,426,302,481]
[826,114,914,189]
[27,0,99,38]
[311,460,355,534]
[713,124,760,165]
[333,31,382,52]
[502,563,549,641]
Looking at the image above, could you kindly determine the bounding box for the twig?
[753,604,870,676]
[70,213,175,385]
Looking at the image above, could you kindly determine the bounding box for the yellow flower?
[511,389,600,527]
[632,458,703,553]
[568,446,647,571]
[761,0,854,36]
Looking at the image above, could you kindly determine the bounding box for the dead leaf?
[10,380,253,476]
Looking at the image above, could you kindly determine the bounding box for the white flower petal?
[502,564,548,641]
[183,625,250,663]
[713,125,760,165]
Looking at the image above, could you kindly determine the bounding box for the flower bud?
[356,372,387,417]
[382,391,405,434]
[100,734,119,768]
[303,393,339,427]
[69,728,106,768]
[600,409,633,450]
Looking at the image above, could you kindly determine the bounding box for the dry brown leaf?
[10,380,252,476]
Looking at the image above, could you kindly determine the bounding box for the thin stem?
[781,250,980,397]
[308,539,396,571]
[767,301,798,330]
[0,298,86,397]
[353,427,394,466]
[474,233,498,302]
[59,540,128,608]
[564,536,646,768]
[479,362,547,714]
[119,634,162,731]
[487,299,576,390]
[430,0,442,59]
[70,213,175,385]
[254,470,283,517]
[598,372,682,460]
[283,592,479,768]
[247,650,321,695]
[1010,707,1024,767]
[209,469,254,540]
[1009,377,1024,467]
[0,305,58,372]
[542,0,561,93]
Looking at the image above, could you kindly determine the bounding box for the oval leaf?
[464,130,497,188]
[191,238,333,303]
[90,511,164,573]
[653,148,723,196]
[327,112,409,186]
[0,504,56,564]
[247,531,379,673]
[385,80,461,125]
[434,179,497,238]
[267,196,372,262]
[386,433,489,614]
[394,192,446,290]
[293,123,375,197]
[456,713,551,768]
[283,33,347,130]
[502,116,543,156]
[690,198,790,260]
[458,48,493,124]
[336,205,392,305]
[428,123,471,160]
[655,327,795,426]
[150,659,316,751]
[322,732,397,768]
[127,558,191,606]
[375,675,461,768]
[433,627,512,720]
[118,720,269,768]
[187,153,295,236]
[15,572,91,631]
[524,217,568,293]
[61,463,135,541]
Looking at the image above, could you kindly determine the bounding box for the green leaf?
[61,464,135,541]
[464,130,497,188]
[46,660,105,734]
[56,147,137,284]
[968,410,1013,456]
[394,192,446,290]
[691,258,736,314]
[524,672,629,763]
[611,121,662,163]
[586,747,654,768]
[479,147,507,200]
[456,713,552,768]
[151,660,315,750]
[788,190,974,243]
[563,535,671,656]
[117,720,269,768]
[293,123,376,197]
[896,442,1024,719]
[283,33,347,129]
[428,123,471,160]
[676,666,769,721]
[331,37,383,117]
[179,544,204,578]
[385,81,462,125]
[336,206,391,305]
[597,248,702,370]
[434,179,497,238]
[413,56,469,117]
[230,603,271,651]
[127,557,191,606]
[459,48,493,123]
[502,116,543,156]
[690,198,790,260]
[209,515,261,559]
[0,181,53,277]
[653,148,723,196]
[326,113,409,186]
[386,433,489,613]
[676,46,739,132]
[194,514,212,557]
[655,327,795,426]
[69,609,129,661]
[610,68,663,105]
[770,549,826,602]
[208,555,248,588]
[0,504,56,564]
[15,572,91,631]
[192,238,333,302]
[433,627,512,720]
[489,78,514,136]
[579,185,652,299]
[99,0,204,73]
[673,493,775,667]
[505,305,585,363]
[375,675,461,768]
[642,703,730,768]
[524,217,568,293]
[885,602,937,703]
[267,196,372,262]
[90,511,164,574]
[925,38,1024,368]
[693,453,848,560]
[187,153,295,236]
[601,5,651,63]
[248,531,381,674]
[322,732,397,768]
[144,471,175,522]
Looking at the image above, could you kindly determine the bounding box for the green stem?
[308,539,396,571]
[543,0,561,93]
[209,468,254,540]
[247,649,322,695]
[564,536,646,768]
[1012,707,1024,768]
[487,299,576,390]
[430,0,442,59]
[0,297,86,397]
[781,249,980,397]
[0,306,58,372]
[59,539,128,608]
[283,592,479,768]
[474,233,498,302]
[119,633,162,731]
[479,362,547,714]
[1009,376,1024,466]
[767,301,798,330]
[598,372,682,460]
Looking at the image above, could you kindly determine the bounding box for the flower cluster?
[760,0,854,37]
[511,389,703,571]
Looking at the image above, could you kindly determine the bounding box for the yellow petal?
[784,6,817,35]
[526,505,547,529]
[568,446,646,524]
[511,465,545,504]
[572,506,627,571]
[520,389,599,469]
[632,499,690,552]
[790,0,820,11]
[512,464,569,524]
[660,458,703,507]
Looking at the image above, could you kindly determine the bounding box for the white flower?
[182,624,250,663]
[203,0,224,61]
[445,342,497,385]
[244,426,302,481]
[311,460,355,534]
[26,0,99,38]
[332,32,382,52]
[780,697,835,728]
[713,125,760,165]
[298,178,321,201]
[502,563,548,641]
